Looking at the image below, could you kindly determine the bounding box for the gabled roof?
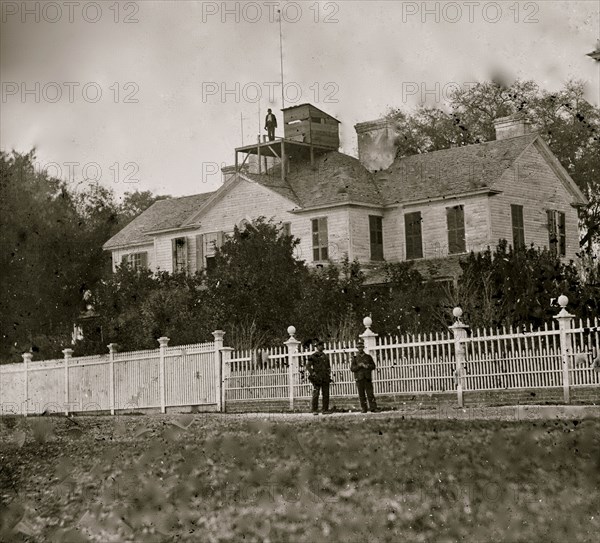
[103,193,214,249]
[243,151,382,209]
[375,133,539,205]
[281,103,341,123]
[104,131,586,251]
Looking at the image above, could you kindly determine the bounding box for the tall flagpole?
[278,9,285,110]
[240,112,244,145]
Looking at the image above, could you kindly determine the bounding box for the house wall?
[295,207,350,264]
[150,179,352,272]
[348,207,385,262]
[489,141,580,260]
[110,244,155,272]
[383,195,491,262]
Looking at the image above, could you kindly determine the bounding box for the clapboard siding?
[489,141,580,260]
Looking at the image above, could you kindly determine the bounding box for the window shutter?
[405,212,423,260]
[216,231,224,248]
[547,210,554,239]
[558,212,566,256]
[195,234,204,271]
[139,252,148,269]
[172,238,178,271]
[186,237,192,271]
[121,254,128,265]
[447,206,465,254]
[369,215,384,261]
[511,205,524,249]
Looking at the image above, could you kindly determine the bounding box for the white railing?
[568,317,600,388]
[462,322,564,391]
[0,336,220,415]
[2,297,599,414]
[225,333,457,405]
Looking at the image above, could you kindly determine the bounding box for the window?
[172,237,187,272]
[446,205,466,254]
[203,231,224,271]
[121,252,148,270]
[369,216,384,261]
[511,204,525,249]
[547,210,566,256]
[404,211,423,260]
[312,217,328,261]
[282,222,292,237]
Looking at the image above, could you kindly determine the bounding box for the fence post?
[554,295,574,404]
[449,307,469,408]
[62,348,73,415]
[22,352,32,417]
[108,343,117,415]
[212,330,225,412]
[359,317,378,354]
[220,347,234,412]
[157,337,170,414]
[285,326,300,411]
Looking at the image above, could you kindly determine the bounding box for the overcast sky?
[1,0,599,201]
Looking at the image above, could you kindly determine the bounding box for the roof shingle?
[103,193,214,249]
[375,133,538,205]
[244,151,382,208]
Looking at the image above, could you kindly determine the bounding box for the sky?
[1,0,599,202]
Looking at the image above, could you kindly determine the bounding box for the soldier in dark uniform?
[351,339,378,412]
[264,108,277,141]
[306,339,332,415]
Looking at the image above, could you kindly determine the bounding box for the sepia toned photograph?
[1,1,599,541]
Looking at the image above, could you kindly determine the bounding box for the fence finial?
[360,316,377,353]
[452,307,464,324]
[287,326,297,339]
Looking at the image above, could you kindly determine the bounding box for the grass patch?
[1,414,599,542]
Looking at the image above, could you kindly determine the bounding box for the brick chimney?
[493,114,532,140]
[354,118,400,172]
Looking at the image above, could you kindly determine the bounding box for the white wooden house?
[104,105,587,280]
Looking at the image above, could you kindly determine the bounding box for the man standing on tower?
[265,108,277,141]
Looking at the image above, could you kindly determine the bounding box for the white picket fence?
[1,299,599,415]
[225,302,600,408]
[0,336,223,416]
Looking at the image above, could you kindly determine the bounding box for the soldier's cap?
[314,339,324,346]
[357,339,365,346]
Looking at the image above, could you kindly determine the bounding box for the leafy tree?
[206,217,307,349]
[118,190,170,227]
[0,151,86,360]
[386,80,600,248]
[453,241,598,331]
[0,151,166,362]
[367,262,451,337]
[297,256,366,343]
